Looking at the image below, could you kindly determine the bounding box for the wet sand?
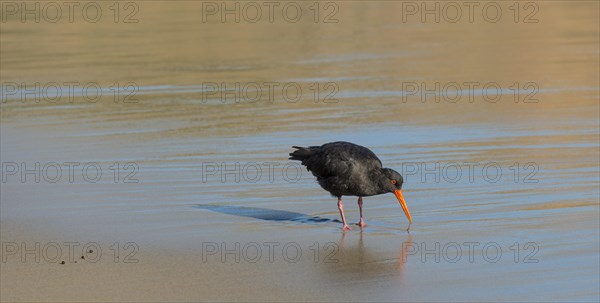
[1,1,599,302]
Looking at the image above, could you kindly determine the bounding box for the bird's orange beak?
[394,190,412,223]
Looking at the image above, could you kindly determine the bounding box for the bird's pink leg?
[337,198,351,231]
[357,197,367,228]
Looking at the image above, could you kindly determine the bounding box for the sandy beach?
[1,1,599,302]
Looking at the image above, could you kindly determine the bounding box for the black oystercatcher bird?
[289,141,412,230]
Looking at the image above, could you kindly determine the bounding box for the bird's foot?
[342,225,352,231]
[357,221,367,228]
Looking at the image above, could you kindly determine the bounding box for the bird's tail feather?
[289,146,313,161]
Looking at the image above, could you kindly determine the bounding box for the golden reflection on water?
[1,2,598,140]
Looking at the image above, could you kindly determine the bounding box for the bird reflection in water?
[195,203,414,282]
[316,231,413,284]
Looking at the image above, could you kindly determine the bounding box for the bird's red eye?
[391,180,397,185]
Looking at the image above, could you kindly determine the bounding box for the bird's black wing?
[291,141,382,179]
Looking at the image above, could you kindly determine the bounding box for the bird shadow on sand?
[194,204,341,224]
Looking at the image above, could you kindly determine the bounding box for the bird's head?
[381,168,412,223]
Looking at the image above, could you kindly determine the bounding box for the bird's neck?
[373,168,394,194]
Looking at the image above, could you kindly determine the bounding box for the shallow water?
[1,1,599,302]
